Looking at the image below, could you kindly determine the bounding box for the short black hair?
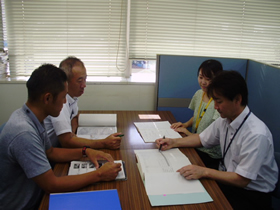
[26,64,67,102]
[59,56,84,81]
[197,59,223,79]
[208,70,248,106]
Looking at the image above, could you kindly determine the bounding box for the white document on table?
[134,121,182,143]
[68,160,127,180]
[145,172,205,195]
[77,114,117,139]
[134,148,212,206]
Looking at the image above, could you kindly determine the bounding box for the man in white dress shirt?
[156,71,278,209]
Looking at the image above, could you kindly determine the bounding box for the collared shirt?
[0,104,52,209]
[199,106,278,192]
[189,89,220,134]
[189,89,221,159]
[44,94,79,147]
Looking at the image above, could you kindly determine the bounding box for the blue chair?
[272,152,280,209]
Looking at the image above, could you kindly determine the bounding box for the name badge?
[219,161,227,171]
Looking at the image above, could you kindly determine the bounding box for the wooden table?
[39,111,232,210]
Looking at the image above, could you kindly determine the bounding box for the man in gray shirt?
[0,64,121,209]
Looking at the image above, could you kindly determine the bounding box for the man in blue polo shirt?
[0,64,121,209]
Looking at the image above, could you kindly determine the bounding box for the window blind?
[0,1,3,50]
[130,0,280,65]
[5,0,127,77]
[4,0,280,77]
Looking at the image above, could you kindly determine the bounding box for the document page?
[78,114,117,127]
[145,173,205,195]
[134,121,182,143]
[68,160,126,180]
[134,148,209,198]
[134,148,190,175]
[77,127,117,139]
[77,114,117,139]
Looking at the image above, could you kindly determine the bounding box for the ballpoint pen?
[117,134,124,137]
[158,136,169,166]
[159,135,165,151]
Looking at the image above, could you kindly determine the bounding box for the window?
[130,59,156,82]
[5,0,127,77]
[0,0,8,78]
[1,0,280,79]
[130,0,280,64]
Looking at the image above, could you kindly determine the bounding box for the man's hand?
[177,164,251,188]
[155,137,175,151]
[177,165,207,180]
[98,162,122,181]
[102,133,122,149]
[85,149,114,168]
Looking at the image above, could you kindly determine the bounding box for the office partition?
[246,60,280,152]
[156,55,280,153]
[156,55,247,123]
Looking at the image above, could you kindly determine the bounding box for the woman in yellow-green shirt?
[171,59,223,169]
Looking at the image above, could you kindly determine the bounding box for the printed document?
[77,114,117,139]
[134,148,212,206]
[68,160,126,180]
[134,121,182,143]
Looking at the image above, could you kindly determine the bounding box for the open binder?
[68,160,127,180]
[134,148,213,206]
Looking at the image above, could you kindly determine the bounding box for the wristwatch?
[82,146,90,157]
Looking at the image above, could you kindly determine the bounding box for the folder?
[49,189,122,210]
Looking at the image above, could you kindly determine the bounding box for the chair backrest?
[273,152,280,198]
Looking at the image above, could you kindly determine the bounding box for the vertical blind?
[130,0,280,65]
[5,0,127,77]
[3,0,280,77]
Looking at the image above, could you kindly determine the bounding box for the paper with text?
[68,160,126,180]
[134,121,182,143]
[145,173,205,195]
[77,114,117,139]
[134,148,210,199]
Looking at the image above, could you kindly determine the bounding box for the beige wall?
[0,82,156,125]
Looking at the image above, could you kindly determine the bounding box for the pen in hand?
[159,135,165,151]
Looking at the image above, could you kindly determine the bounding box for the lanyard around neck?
[222,111,251,162]
[195,92,213,133]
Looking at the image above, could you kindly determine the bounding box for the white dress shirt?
[44,94,79,147]
[199,106,278,192]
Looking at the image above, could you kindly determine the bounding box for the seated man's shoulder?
[249,114,271,134]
